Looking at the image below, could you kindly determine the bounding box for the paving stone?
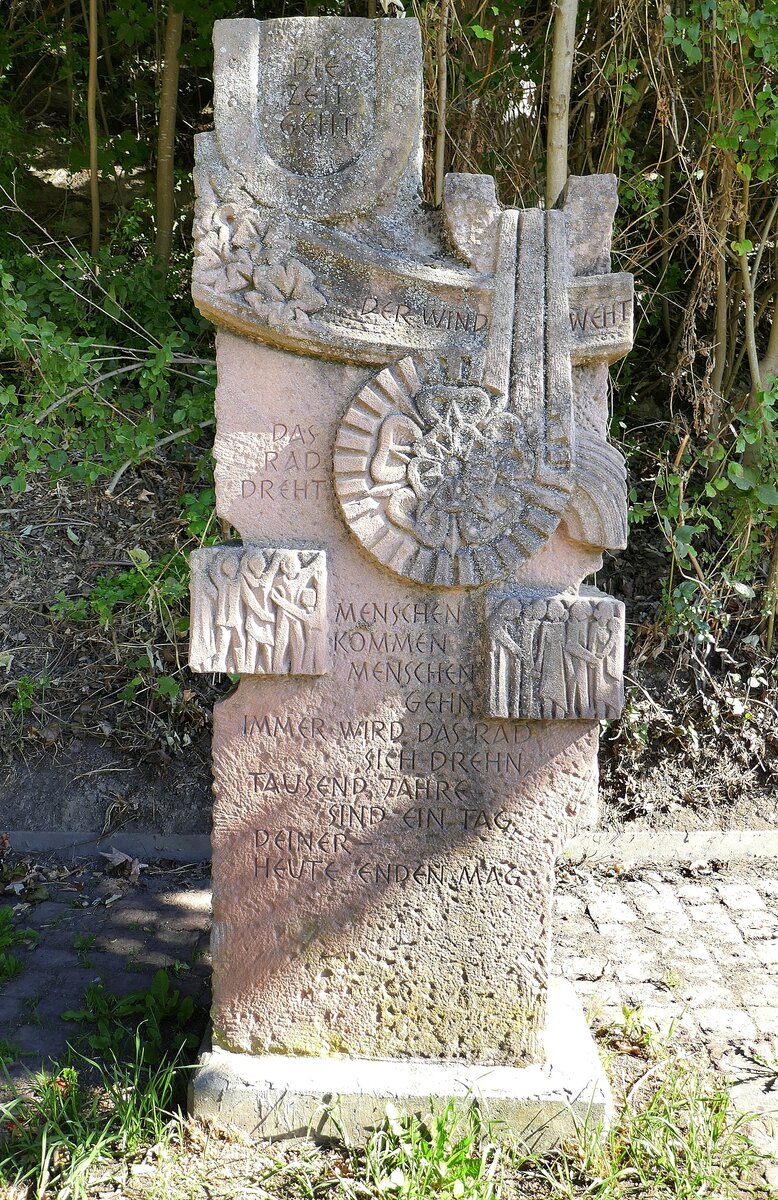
[676,883,717,904]
[588,923,640,945]
[679,982,736,1008]
[585,894,638,927]
[748,1008,778,1039]
[684,905,744,942]
[26,901,73,927]
[624,880,688,918]
[641,910,693,936]
[695,1007,758,1040]
[758,878,778,900]
[741,981,778,1007]
[731,909,778,939]
[554,894,586,918]
[572,980,622,1009]
[614,953,659,984]
[635,1005,699,1040]
[619,982,673,1007]
[752,942,778,968]
[562,955,607,981]
[0,970,52,1006]
[716,882,767,911]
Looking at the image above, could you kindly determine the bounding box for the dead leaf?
[129,858,148,881]
[100,847,133,869]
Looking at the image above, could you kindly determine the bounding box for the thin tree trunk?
[87,0,100,257]
[97,0,115,83]
[546,0,578,208]
[434,0,450,208]
[766,532,778,654]
[708,212,729,442]
[155,6,184,273]
[64,0,74,127]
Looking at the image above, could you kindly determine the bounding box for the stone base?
[189,979,611,1150]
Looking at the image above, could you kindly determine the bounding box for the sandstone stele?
[188,12,633,1139]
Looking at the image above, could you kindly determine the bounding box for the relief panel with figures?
[485,591,624,720]
[189,546,328,676]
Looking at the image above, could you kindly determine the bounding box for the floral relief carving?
[193,203,326,328]
[333,358,572,587]
[377,385,534,555]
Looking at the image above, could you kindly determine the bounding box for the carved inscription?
[360,296,489,334]
[485,591,624,720]
[280,55,352,140]
[239,594,548,894]
[260,24,373,176]
[189,545,328,675]
[570,299,631,333]
[240,422,327,503]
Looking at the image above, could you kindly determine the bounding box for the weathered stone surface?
[189,12,632,1086]
[207,337,599,1063]
[443,173,501,271]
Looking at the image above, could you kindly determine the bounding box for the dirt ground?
[1,469,776,839]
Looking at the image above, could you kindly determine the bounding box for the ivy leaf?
[469,23,494,40]
[756,483,778,505]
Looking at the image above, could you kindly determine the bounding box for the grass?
[0,1052,769,1199]
[0,979,769,1199]
[0,1034,182,1199]
[356,1102,501,1200]
[535,1062,765,1199]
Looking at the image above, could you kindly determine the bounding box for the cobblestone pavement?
[0,858,212,1079]
[555,858,778,1162]
[1,853,777,1162]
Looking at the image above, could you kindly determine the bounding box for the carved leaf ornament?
[194,203,326,327]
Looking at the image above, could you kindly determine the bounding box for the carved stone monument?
[188,14,633,1143]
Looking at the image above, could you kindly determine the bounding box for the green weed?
[354,1101,501,1200]
[72,933,96,968]
[0,1036,181,1199]
[0,906,39,984]
[10,671,50,716]
[535,1060,763,1199]
[597,1004,668,1057]
[62,968,198,1064]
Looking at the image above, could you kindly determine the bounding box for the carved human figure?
[239,550,279,673]
[270,552,321,673]
[588,602,622,717]
[213,553,246,672]
[490,601,524,717]
[194,565,218,669]
[535,599,566,718]
[274,584,325,674]
[565,599,599,715]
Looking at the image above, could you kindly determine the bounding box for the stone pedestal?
[187,13,633,1143]
[190,978,611,1147]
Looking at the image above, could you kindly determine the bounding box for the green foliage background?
[0,0,776,770]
